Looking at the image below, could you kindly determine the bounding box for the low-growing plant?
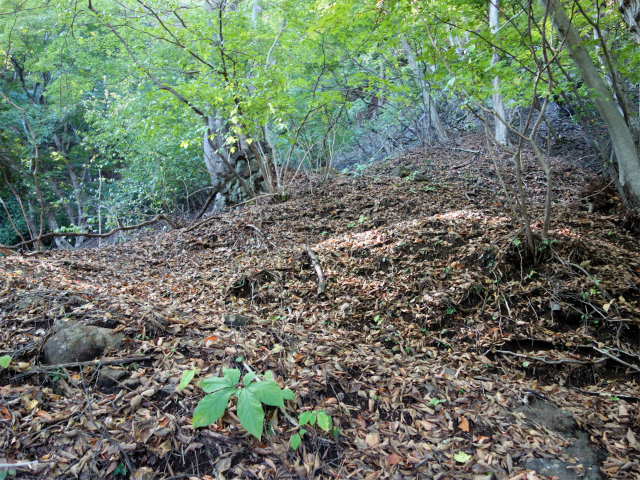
[0,355,10,369]
[290,409,334,450]
[192,368,293,438]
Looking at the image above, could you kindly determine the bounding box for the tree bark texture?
[402,39,449,143]
[619,0,640,43]
[541,0,640,211]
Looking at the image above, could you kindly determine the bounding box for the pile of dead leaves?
[1,135,639,480]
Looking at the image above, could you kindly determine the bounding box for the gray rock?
[223,314,254,327]
[515,398,578,437]
[411,172,430,182]
[122,378,141,390]
[42,323,125,365]
[236,160,251,178]
[390,165,411,178]
[98,366,127,388]
[516,398,604,480]
[525,458,602,480]
[249,159,260,173]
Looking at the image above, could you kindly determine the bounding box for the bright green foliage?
[299,409,333,432]
[289,428,307,450]
[454,451,473,463]
[0,355,11,369]
[193,368,293,439]
[178,369,196,390]
[290,409,334,450]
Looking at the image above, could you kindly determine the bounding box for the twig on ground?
[79,366,134,477]
[226,193,279,210]
[592,347,640,374]
[569,387,639,402]
[183,215,222,234]
[494,350,605,366]
[451,159,476,169]
[450,147,481,154]
[303,244,326,298]
[13,355,151,379]
[8,215,178,250]
[0,461,39,470]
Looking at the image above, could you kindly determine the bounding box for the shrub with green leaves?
[192,368,293,438]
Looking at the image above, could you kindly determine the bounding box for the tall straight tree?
[490,0,508,145]
[540,0,640,211]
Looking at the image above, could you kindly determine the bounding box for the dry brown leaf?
[459,416,470,432]
[386,453,401,465]
[365,433,380,447]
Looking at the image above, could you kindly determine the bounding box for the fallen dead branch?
[592,347,640,374]
[569,387,640,403]
[303,244,326,298]
[493,349,606,366]
[7,215,178,250]
[182,215,222,233]
[0,461,40,471]
[13,355,152,379]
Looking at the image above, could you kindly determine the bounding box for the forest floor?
[1,133,640,480]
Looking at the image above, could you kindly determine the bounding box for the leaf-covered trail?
[1,136,639,479]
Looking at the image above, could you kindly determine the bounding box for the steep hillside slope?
[1,138,639,480]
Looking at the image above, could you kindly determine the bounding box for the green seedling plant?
[50,367,67,383]
[178,368,196,390]
[192,368,293,438]
[290,409,333,450]
[0,355,10,369]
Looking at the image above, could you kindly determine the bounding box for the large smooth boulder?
[42,323,125,365]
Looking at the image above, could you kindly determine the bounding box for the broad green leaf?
[199,376,232,393]
[237,388,265,438]
[290,433,302,450]
[178,369,196,390]
[299,428,307,436]
[0,355,10,369]
[299,411,314,426]
[316,411,332,432]
[192,388,235,428]
[246,380,284,407]
[282,388,294,400]
[243,371,256,386]
[223,368,241,385]
[454,451,472,463]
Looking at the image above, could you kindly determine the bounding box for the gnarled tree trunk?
[619,0,640,43]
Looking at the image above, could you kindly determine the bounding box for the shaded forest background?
[1,0,640,250]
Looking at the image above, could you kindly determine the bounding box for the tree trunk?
[45,210,72,249]
[490,0,508,145]
[619,0,640,43]
[203,115,230,191]
[541,0,640,211]
[402,39,449,143]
